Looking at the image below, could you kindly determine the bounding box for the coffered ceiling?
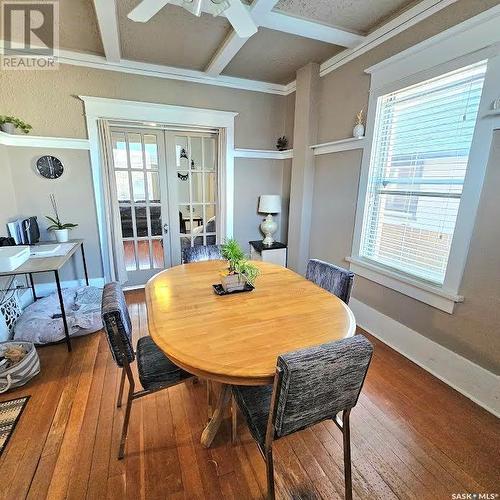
[57,0,420,86]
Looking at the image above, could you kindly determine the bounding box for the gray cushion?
[136,336,192,390]
[182,245,223,263]
[232,384,273,447]
[306,259,354,304]
[101,282,134,367]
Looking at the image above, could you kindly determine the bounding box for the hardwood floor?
[0,289,498,499]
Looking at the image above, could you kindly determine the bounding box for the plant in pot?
[0,115,32,134]
[46,194,78,243]
[220,239,259,292]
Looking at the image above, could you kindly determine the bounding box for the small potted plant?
[0,115,32,134]
[220,239,259,292]
[46,194,78,243]
[353,109,365,138]
[276,136,288,151]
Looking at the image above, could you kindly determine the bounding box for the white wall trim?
[80,96,237,282]
[347,257,463,314]
[234,148,293,159]
[350,298,500,417]
[349,23,500,311]
[0,131,90,150]
[311,137,365,155]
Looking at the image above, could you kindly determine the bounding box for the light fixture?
[210,0,230,16]
[258,195,281,246]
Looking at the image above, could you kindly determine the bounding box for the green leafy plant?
[221,239,259,286]
[0,115,32,134]
[276,136,288,151]
[46,194,78,231]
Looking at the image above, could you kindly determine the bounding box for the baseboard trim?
[349,298,500,417]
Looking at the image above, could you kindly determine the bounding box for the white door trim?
[80,96,237,282]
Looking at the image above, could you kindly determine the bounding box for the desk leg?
[201,383,231,448]
[55,270,72,352]
[81,243,89,286]
[28,273,37,302]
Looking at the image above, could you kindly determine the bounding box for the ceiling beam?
[92,0,121,63]
[259,11,364,48]
[205,0,279,76]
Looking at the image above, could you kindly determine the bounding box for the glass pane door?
[166,132,218,264]
[110,129,171,286]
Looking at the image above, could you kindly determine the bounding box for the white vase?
[1,123,16,134]
[260,214,278,246]
[353,123,365,138]
[54,229,69,243]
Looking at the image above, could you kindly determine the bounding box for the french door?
[109,127,219,286]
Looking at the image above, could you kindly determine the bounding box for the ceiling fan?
[128,0,258,38]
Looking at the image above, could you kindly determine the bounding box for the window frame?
[349,43,500,313]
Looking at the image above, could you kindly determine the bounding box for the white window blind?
[360,61,487,285]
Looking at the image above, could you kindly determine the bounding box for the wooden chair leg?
[231,394,237,444]
[265,447,275,500]
[117,368,126,408]
[207,379,213,421]
[118,384,134,459]
[342,409,353,500]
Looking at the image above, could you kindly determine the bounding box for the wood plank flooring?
[0,289,498,499]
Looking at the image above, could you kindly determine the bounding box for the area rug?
[0,396,30,456]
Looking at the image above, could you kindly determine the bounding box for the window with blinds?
[360,60,487,285]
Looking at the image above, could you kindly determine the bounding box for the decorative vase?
[221,273,246,292]
[54,229,69,243]
[353,123,365,138]
[1,123,16,134]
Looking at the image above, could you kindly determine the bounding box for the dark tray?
[212,283,254,295]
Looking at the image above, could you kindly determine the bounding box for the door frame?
[80,96,237,283]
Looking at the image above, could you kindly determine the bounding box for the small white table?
[249,240,287,267]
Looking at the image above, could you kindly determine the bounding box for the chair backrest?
[101,282,135,367]
[273,335,373,439]
[182,244,223,263]
[306,259,354,304]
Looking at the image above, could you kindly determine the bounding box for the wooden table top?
[145,260,356,385]
[0,240,83,276]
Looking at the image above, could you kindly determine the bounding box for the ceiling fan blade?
[225,0,258,38]
[128,0,172,22]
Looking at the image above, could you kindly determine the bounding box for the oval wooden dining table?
[145,260,356,447]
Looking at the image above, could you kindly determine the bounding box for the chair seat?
[233,384,273,447]
[137,336,192,390]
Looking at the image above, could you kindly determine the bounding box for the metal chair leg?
[231,394,237,444]
[265,447,275,500]
[117,368,126,408]
[118,383,134,459]
[342,409,353,500]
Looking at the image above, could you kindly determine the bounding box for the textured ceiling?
[222,28,343,84]
[118,1,231,70]
[274,0,417,33]
[59,0,104,55]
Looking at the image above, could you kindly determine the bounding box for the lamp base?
[260,214,277,247]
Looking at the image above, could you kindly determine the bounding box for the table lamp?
[258,195,281,246]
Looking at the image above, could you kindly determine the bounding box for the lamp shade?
[258,195,281,214]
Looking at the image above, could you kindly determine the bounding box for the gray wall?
[0,145,18,237]
[308,0,500,373]
[233,158,291,253]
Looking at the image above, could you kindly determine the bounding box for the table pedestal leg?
[201,383,231,448]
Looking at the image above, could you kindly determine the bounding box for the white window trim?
[349,10,500,314]
[79,96,237,282]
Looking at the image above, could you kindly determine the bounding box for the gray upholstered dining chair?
[306,258,355,304]
[101,282,194,459]
[232,335,373,500]
[182,244,223,263]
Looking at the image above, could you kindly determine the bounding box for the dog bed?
[13,286,103,344]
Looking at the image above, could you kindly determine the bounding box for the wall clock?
[36,155,64,179]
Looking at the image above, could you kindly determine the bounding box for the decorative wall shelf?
[234,148,293,160]
[0,131,90,150]
[311,137,365,156]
